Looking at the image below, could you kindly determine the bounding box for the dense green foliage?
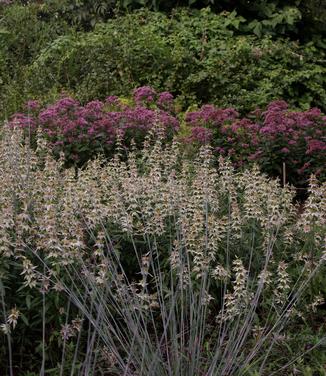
[0,3,72,117]
[10,0,326,41]
[23,9,326,112]
[0,6,325,119]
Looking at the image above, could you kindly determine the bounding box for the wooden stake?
[282,162,286,186]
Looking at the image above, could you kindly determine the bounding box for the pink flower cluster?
[186,127,213,144]
[185,105,238,128]
[9,88,179,164]
[186,100,326,186]
[133,87,175,112]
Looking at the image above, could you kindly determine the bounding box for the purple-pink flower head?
[266,100,288,112]
[189,127,213,144]
[133,86,156,104]
[248,150,263,161]
[305,107,322,119]
[26,100,40,111]
[297,162,311,175]
[231,122,241,132]
[55,97,79,111]
[306,139,326,154]
[157,92,174,111]
[186,105,238,127]
[85,100,104,113]
[215,146,225,154]
[105,96,121,107]
[9,113,36,129]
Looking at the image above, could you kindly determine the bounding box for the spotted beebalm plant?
[0,125,325,374]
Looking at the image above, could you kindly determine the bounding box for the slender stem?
[0,280,13,376]
[40,278,46,376]
[60,298,71,376]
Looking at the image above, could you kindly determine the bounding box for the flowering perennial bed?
[186,100,326,186]
[10,87,179,165]
[0,125,325,374]
[9,87,325,186]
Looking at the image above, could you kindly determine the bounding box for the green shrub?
[0,4,69,65]
[1,7,325,119]
[27,9,326,114]
[12,0,326,41]
[0,3,72,117]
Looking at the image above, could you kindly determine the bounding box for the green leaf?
[122,0,134,7]
[26,294,32,309]
[20,313,29,326]
[232,20,240,29]
[0,28,10,36]
[253,22,263,37]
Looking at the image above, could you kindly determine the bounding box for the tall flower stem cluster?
[0,125,325,374]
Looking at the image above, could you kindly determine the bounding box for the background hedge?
[0,6,325,119]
